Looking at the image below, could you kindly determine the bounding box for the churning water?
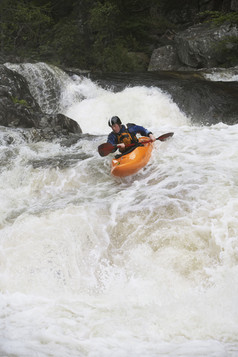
[1,63,238,357]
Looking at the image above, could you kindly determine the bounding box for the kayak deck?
[111,137,153,177]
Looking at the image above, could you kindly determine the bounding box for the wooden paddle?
[98,132,174,157]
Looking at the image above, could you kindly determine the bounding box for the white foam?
[65,85,189,135]
[0,64,238,357]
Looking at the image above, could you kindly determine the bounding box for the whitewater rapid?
[1,63,238,357]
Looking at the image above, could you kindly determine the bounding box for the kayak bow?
[111,137,153,177]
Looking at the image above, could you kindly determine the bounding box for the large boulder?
[0,65,40,128]
[149,22,238,71]
[148,45,182,71]
[175,22,238,68]
[0,65,82,141]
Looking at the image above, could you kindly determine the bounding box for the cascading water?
[5,62,70,114]
[0,63,238,357]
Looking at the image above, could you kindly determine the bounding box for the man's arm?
[129,125,156,141]
[107,132,119,151]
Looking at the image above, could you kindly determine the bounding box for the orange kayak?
[111,137,153,177]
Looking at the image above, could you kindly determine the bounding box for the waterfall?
[5,62,71,114]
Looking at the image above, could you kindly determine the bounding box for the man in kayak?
[107,116,156,153]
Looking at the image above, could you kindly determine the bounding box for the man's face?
[112,123,121,133]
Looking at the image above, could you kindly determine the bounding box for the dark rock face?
[148,45,182,71]
[149,23,238,71]
[175,23,238,68]
[90,71,238,126]
[0,65,82,142]
[231,0,238,11]
[0,65,40,128]
[166,76,238,125]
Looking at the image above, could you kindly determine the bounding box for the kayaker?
[107,116,156,153]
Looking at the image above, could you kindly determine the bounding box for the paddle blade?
[98,142,116,157]
[157,132,174,141]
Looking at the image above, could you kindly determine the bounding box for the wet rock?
[175,23,238,68]
[91,71,238,125]
[148,45,182,71]
[0,64,82,141]
[149,22,238,71]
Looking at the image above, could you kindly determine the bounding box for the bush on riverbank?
[0,0,237,71]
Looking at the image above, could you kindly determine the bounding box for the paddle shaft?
[123,133,174,148]
[98,132,174,157]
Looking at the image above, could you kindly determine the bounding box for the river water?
[1,63,238,357]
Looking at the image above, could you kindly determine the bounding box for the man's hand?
[149,133,156,142]
[117,143,126,149]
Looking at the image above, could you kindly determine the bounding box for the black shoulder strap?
[126,123,136,128]
[125,123,138,143]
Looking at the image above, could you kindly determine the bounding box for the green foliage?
[0,0,52,55]
[214,36,238,67]
[49,19,88,67]
[91,41,147,72]
[198,11,238,26]
[89,1,120,35]
[122,17,152,49]
[87,0,165,69]
[11,96,30,107]
[0,0,173,71]
[158,0,189,13]
[2,0,236,72]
